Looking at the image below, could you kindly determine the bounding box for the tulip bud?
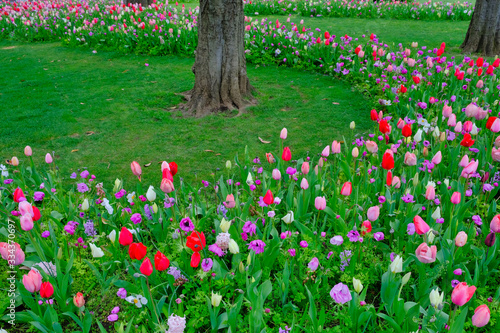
[353,277,363,294]
[11,157,19,166]
[211,292,222,307]
[402,272,411,286]
[427,230,435,244]
[57,247,63,259]
[226,160,232,169]
[113,178,122,192]
[280,128,287,140]
[228,239,239,254]
[300,178,309,190]
[152,203,158,213]
[45,153,53,164]
[81,199,89,211]
[423,147,428,157]
[108,230,116,244]
[352,147,359,158]
[432,207,441,220]
[455,231,468,247]
[73,292,85,308]
[413,173,419,186]
[439,131,446,142]
[146,186,156,202]
[272,169,281,180]
[24,146,32,156]
[350,121,355,130]
[390,255,403,274]
[239,261,245,274]
[485,232,496,247]
[247,253,252,266]
[219,218,231,233]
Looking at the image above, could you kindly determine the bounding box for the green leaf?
[376,313,402,331]
[449,307,468,333]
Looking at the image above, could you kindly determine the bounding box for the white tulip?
[228,239,239,254]
[281,211,294,224]
[81,198,89,211]
[108,230,116,244]
[353,277,363,294]
[89,243,104,258]
[146,186,156,202]
[390,255,403,274]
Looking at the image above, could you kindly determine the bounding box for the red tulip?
[186,231,206,253]
[370,109,378,121]
[191,252,201,268]
[456,71,464,80]
[40,282,54,298]
[468,60,474,67]
[169,162,178,176]
[340,182,352,196]
[354,46,361,55]
[13,188,25,203]
[32,206,41,221]
[324,31,330,40]
[140,257,153,276]
[401,124,412,137]
[73,292,85,308]
[162,168,174,182]
[370,33,374,40]
[129,242,147,260]
[131,161,142,180]
[487,65,494,75]
[476,57,484,67]
[460,133,475,147]
[361,220,372,235]
[493,58,500,68]
[478,68,483,76]
[119,227,133,246]
[263,190,274,205]
[381,152,394,170]
[486,116,497,130]
[400,85,407,93]
[282,147,291,161]
[154,251,170,271]
[379,120,390,134]
[414,215,430,235]
[412,76,420,84]
[386,170,392,187]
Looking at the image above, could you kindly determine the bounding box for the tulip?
[415,242,437,263]
[73,292,85,308]
[263,190,274,205]
[11,156,19,166]
[20,214,34,231]
[361,220,372,235]
[129,242,147,260]
[314,196,326,210]
[490,215,500,233]
[228,239,239,254]
[455,231,468,247]
[381,152,394,170]
[22,270,42,293]
[491,119,500,133]
[301,162,310,174]
[353,278,363,294]
[459,155,469,167]
[451,282,476,306]
[108,230,116,244]
[492,148,500,162]
[13,188,26,203]
[331,141,341,154]
[119,227,133,246]
[272,168,281,180]
[300,178,309,190]
[160,178,175,193]
[211,292,222,307]
[392,176,401,188]
[404,152,417,166]
[350,121,355,130]
[447,113,457,127]
[366,206,379,222]
[402,272,411,286]
[24,146,32,156]
[442,105,452,118]
[140,257,153,276]
[282,147,291,161]
[390,255,403,273]
[454,121,463,133]
[224,194,236,209]
[89,243,104,258]
[431,151,442,165]
[340,182,352,196]
[0,242,25,266]
[321,145,330,157]
[401,124,412,137]
[154,251,170,271]
[352,147,359,158]
[81,198,89,211]
[425,186,436,200]
[463,121,473,133]
[429,289,444,309]
[45,153,53,164]
[40,282,54,298]
[461,160,478,178]
[219,218,231,233]
[146,186,156,202]
[32,206,41,222]
[131,161,142,180]
[365,141,378,153]
[280,128,287,140]
[472,304,490,328]
[414,129,423,142]
[450,192,461,204]
[186,231,206,253]
[19,201,34,217]
[281,211,294,224]
[191,252,201,267]
[485,232,496,247]
[413,215,430,235]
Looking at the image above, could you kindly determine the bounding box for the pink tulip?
[131,161,142,180]
[455,231,468,247]
[492,148,500,162]
[404,152,417,166]
[415,242,437,263]
[280,128,287,140]
[442,105,452,118]
[447,113,457,127]
[20,214,34,231]
[365,141,378,153]
[472,304,490,328]
[413,215,430,235]
[425,186,436,200]
[224,194,235,209]
[24,146,32,156]
[352,147,359,158]
[461,160,478,178]
[490,215,500,233]
[272,169,281,180]
[0,242,25,266]
[495,136,500,148]
[19,201,34,217]
[451,192,461,204]
[430,151,441,165]
[300,178,309,190]
[396,118,405,129]
[301,162,310,174]
[367,206,380,222]
[341,182,352,196]
[160,178,174,193]
[392,176,401,188]
[463,121,473,133]
[22,270,42,293]
[476,80,484,89]
[454,121,463,133]
[161,161,170,172]
[465,103,479,118]
[331,141,341,154]
[321,145,330,157]
[407,58,416,67]
[45,153,53,164]
[314,196,326,210]
[459,155,469,167]
[475,107,488,120]
[491,119,500,133]
[451,282,476,306]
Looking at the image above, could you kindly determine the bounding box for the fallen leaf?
[215,153,221,156]
[144,162,152,167]
[86,131,95,136]
[122,70,129,73]
[332,102,340,105]
[204,150,214,152]
[2,46,16,50]
[80,103,85,105]
[43,68,48,71]
[106,98,113,101]
[258,137,271,144]
[71,149,79,153]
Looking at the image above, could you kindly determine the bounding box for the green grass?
[0,41,371,184]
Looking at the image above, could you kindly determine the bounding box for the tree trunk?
[461,0,500,56]
[183,0,253,117]
[137,0,153,6]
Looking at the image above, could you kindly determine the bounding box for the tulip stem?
[146,277,160,324]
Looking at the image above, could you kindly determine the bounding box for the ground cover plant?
[1,0,500,332]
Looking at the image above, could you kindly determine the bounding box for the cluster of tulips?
[243,0,474,21]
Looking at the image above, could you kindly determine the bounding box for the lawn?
[0,41,371,184]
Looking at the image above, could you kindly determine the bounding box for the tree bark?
[183,0,253,117]
[137,0,153,6]
[461,0,500,56]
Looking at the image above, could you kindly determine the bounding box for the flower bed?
[243,0,474,21]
